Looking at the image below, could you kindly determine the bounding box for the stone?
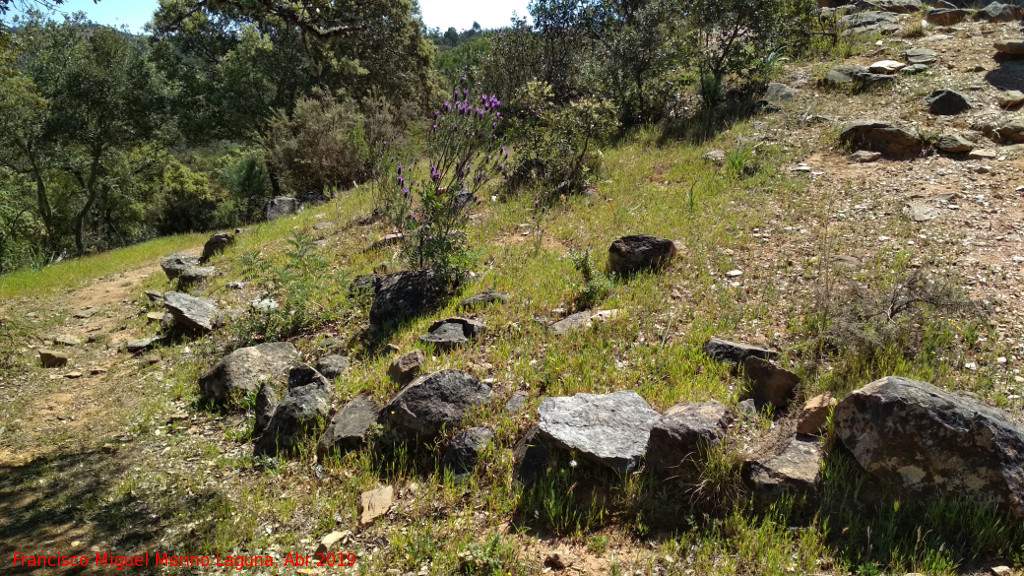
[904,201,941,222]
[852,150,883,163]
[504,391,529,414]
[824,65,868,85]
[840,121,925,158]
[995,41,1024,57]
[743,356,800,409]
[265,196,300,221]
[924,90,971,116]
[388,350,426,386]
[969,148,999,159]
[318,395,379,457]
[856,0,922,13]
[200,232,235,263]
[419,317,487,350]
[608,234,677,276]
[198,342,298,407]
[458,291,509,309]
[998,90,1024,108]
[360,486,394,526]
[316,355,350,379]
[537,391,660,472]
[65,372,83,379]
[646,401,732,478]
[900,63,930,74]
[974,2,1023,22]
[991,567,1012,576]
[367,233,404,251]
[853,71,896,86]
[703,149,726,165]
[381,370,493,439]
[513,426,551,485]
[926,8,971,25]
[834,376,1024,517]
[936,133,974,153]
[160,253,201,281]
[39,349,69,368]
[904,47,937,65]
[764,83,797,102]
[254,382,279,436]
[349,274,380,297]
[163,292,220,333]
[54,334,82,347]
[550,309,619,336]
[868,60,906,74]
[442,427,494,476]
[146,311,165,323]
[703,338,780,365]
[315,531,351,557]
[998,118,1024,144]
[797,394,838,436]
[743,436,824,508]
[369,270,448,331]
[254,366,332,457]
[126,337,164,354]
[839,11,901,34]
[177,265,215,290]
[144,290,163,303]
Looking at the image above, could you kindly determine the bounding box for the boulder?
[840,121,924,158]
[369,270,448,330]
[703,149,726,165]
[926,8,971,25]
[900,63,930,74]
[287,364,332,392]
[797,394,837,436]
[537,391,661,472]
[904,47,937,65]
[39,349,69,368]
[388,350,426,386]
[937,134,975,153]
[743,436,824,508]
[255,366,332,457]
[855,0,922,13]
[608,235,677,276]
[198,342,298,407]
[824,65,868,86]
[743,356,800,409]
[703,338,780,365]
[318,395,379,457]
[851,150,883,163]
[458,291,509,309]
[200,232,235,263]
[838,11,901,34]
[265,197,300,222]
[764,83,798,102]
[997,118,1024,143]
[513,426,551,485]
[442,427,495,476]
[163,292,220,333]
[177,265,215,291]
[998,90,1024,108]
[974,2,1023,21]
[646,401,732,478]
[550,309,619,336]
[504,391,530,414]
[995,41,1024,57]
[125,337,164,354]
[160,253,201,281]
[924,90,971,115]
[381,370,492,439]
[316,355,350,380]
[835,376,1024,517]
[419,317,487,350]
[254,382,279,436]
[349,274,380,297]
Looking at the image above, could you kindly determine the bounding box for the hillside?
[3,6,1024,576]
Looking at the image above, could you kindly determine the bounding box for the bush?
[152,158,232,235]
[219,149,273,223]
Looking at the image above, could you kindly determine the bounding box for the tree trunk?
[73,145,104,256]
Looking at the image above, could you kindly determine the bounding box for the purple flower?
[397,175,405,186]
[397,164,403,175]
[461,75,467,82]
[434,110,440,119]
[403,188,410,197]
[432,124,438,132]
[444,101,452,111]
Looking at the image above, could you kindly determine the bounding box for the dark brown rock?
[388,350,426,386]
[743,357,800,409]
[646,401,732,478]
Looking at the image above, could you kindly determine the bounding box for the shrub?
[570,249,613,309]
[152,158,231,234]
[219,149,273,223]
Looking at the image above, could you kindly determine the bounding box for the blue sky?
[8,0,531,33]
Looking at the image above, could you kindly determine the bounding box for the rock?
[254,382,279,436]
[419,317,487,350]
[177,265,215,290]
[318,395,379,457]
[969,148,999,159]
[369,270,448,331]
[834,376,1024,517]
[53,334,82,347]
[703,338,780,365]
[924,90,971,116]
[504,391,529,414]
[797,394,837,436]
[360,486,394,526]
[349,274,380,297]
[839,11,901,34]
[904,47,937,65]
[537,391,660,472]
[995,41,1024,57]
[853,71,897,86]
[513,426,551,485]
[868,60,906,74]
[198,342,298,407]
[458,291,509,309]
[998,118,1024,143]
[825,65,868,85]
[974,2,1022,22]
[163,291,220,333]
[160,253,201,281]
[254,366,332,457]
[998,90,1024,108]
[991,567,1012,576]
[743,356,800,409]
[851,150,883,163]
[764,83,797,101]
[904,201,941,222]
[840,121,924,158]
[146,311,165,323]
[549,309,619,336]
[381,370,492,439]
[315,531,351,557]
[126,337,164,354]
[743,436,824,508]
[316,355,350,379]
[856,0,922,13]
[646,401,732,478]
[442,427,494,476]
[926,8,971,25]
[703,149,726,165]
[388,350,426,386]
[39,350,69,368]
[200,232,235,263]
[608,234,676,277]
[227,281,244,290]
[367,233,404,251]
[936,133,975,153]
[65,372,83,379]
[900,63,930,74]
[265,196,300,221]
[144,290,163,303]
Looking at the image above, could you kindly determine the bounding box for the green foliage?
[152,158,231,234]
[570,249,613,309]
[435,34,492,90]
[456,532,529,575]
[478,19,544,103]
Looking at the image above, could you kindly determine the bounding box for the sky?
[7,0,531,33]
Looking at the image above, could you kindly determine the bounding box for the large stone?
[937,134,975,153]
[200,232,235,263]
[442,427,494,476]
[974,2,1023,21]
[904,47,937,65]
[316,355,350,379]
[743,356,800,409]
[349,274,380,297]
[995,41,1024,57]
[868,60,905,74]
[703,338,780,365]
[839,11,901,34]
[458,291,509,309]
[840,121,924,158]
[646,401,732,478]
[381,370,492,439]
[743,436,824,508]
[998,90,1024,108]
[388,350,426,386]
[513,426,551,485]
[997,118,1024,143]
[265,196,300,222]
[369,270,448,330]
[39,349,69,368]
[318,395,379,457]
[926,8,971,25]
[924,90,971,115]
[549,309,619,336]
[255,366,332,457]
[125,337,165,354]
[537,391,660,472]
[834,376,1024,517]
[824,65,868,86]
[856,0,922,13]
[198,342,298,407]
[254,382,279,436]
[177,266,216,291]
[764,83,797,102]
[163,292,220,333]
[797,394,837,436]
[160,253,201,281]
[608,235,677,276]
[419,317,487,351]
